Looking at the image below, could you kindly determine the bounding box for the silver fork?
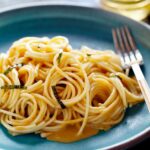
[112,26,150,112]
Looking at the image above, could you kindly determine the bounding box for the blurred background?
[1,0,149,22]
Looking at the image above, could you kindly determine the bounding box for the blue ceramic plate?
[0,3,150,150]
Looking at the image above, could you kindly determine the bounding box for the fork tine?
[124,26,143,64]
[120,27,131,53]
[112,29,123,55]
[115,28,130,68]
[116,28,126,53]
[112,29,125,66]
[112,29,120,53]
[124,26,137,50]
[120,27,136,63]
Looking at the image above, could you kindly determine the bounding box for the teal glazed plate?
[0,3,150,150]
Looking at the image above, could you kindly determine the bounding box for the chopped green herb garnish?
[87,54,91,57]
[4,68,13,75]
[110,74,122,80]
[57,52,63,64]
[0,85,27,89]
[52,86,66,109]
[110,75,116,78]
[4,63,24,75]
[37,45,41,49]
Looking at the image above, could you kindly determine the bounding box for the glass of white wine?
[101,0,150,21]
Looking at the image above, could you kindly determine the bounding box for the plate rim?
[0,2,149,150]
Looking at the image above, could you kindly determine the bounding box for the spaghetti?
[0,36,143,142]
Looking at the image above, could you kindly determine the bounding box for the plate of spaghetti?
[0,3,150,150]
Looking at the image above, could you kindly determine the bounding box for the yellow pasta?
[0,36,143,142]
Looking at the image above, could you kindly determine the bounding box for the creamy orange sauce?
[47,126,99,143]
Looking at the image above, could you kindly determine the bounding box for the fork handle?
[132,63,150,112]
